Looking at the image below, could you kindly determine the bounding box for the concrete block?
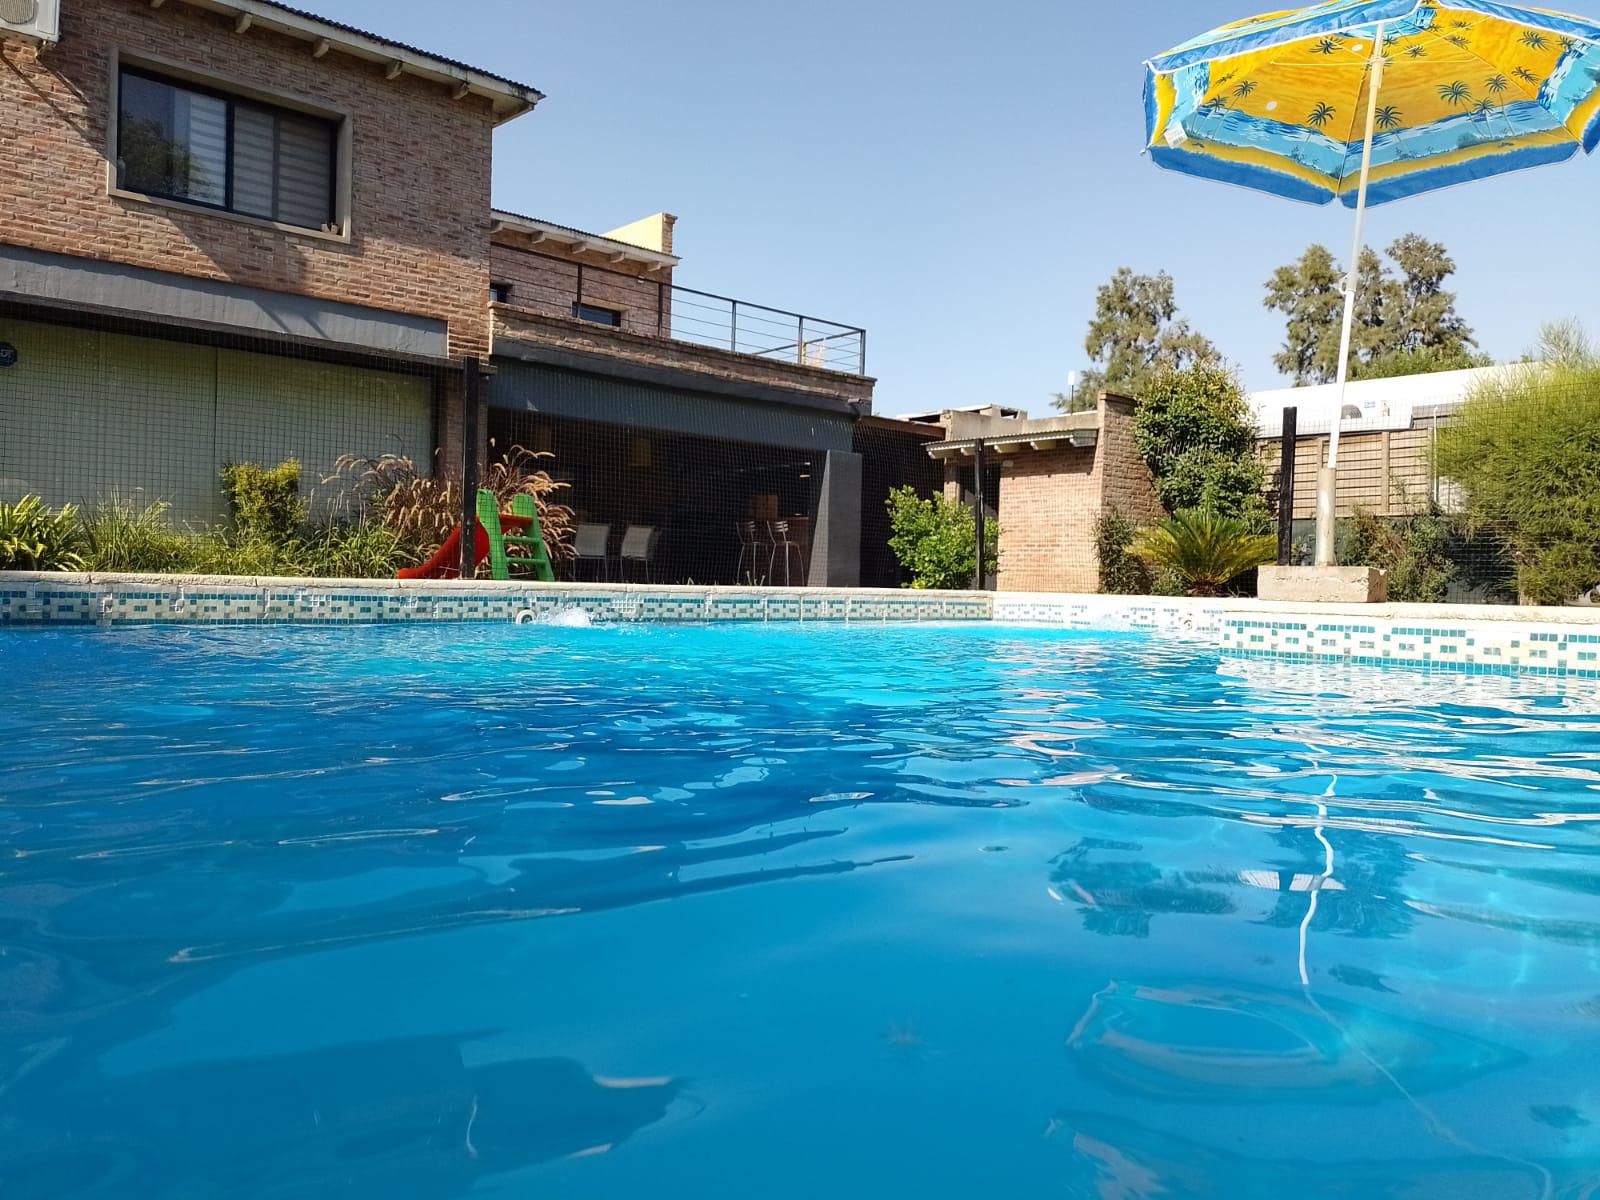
[1259,566,1389,604]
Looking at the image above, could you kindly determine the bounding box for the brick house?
[923,397,1165,593]
[0,0,884,585]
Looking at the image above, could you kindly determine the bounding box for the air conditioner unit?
[0,0,61,44]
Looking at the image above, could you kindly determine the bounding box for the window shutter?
[178,91,228,207]
[231,105,276,219]
[276,114,335,229]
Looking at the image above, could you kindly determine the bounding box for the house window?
[574,303,623,327]
[116,66,340,232]
[490,282,512,303]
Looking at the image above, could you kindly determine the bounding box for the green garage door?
[0,318,433,525]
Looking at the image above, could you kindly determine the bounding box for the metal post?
[1277,406,1298,566]
[797,316,806,366]
[858,329,867,377]
[657,280,665,336]
[1316,21,1386,567]
[730,300,739,352]
[972,440,987,592]
[458,358,482,580]
[576,263,585,310]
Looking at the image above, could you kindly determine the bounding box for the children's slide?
[397,490,556,582]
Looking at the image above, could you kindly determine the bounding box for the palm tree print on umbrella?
[1521,30,1550,51]
[1313,37,1341,55]
[1406,44,1429,58]
[1514,66,1540,84]
[1486,73,1510,96]
[1233,79,1258,99]
[1438,80,1472,106]
[1375,105,1403,130]
[1308,102,1338,128]
[1445,34,1471,49]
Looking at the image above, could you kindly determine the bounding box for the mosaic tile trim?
[5,575,1599,677]
[0,576,993,630]
[992,593,1600,679]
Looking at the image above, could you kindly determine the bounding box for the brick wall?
[1099,395,1165,526]
[489,244,669,339]
[993,397,1164,593]
[996,447,1101,592]
[1,0,496,359]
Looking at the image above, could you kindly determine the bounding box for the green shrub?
[221,460,305,545]
[1131,508,1277,597]
[80,497,200,573]
[1094,507,1152,595]
[1134,364,1267,524]
[0,495,86,572]
[1435,325,1600,605]
[1339,504,1455,603]
[295,522,405,578]
[886,486,998,590]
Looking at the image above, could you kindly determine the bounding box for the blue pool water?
[2,622,1599,1197]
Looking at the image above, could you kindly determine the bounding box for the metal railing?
[667,285,867,377]
[497,260,868,377]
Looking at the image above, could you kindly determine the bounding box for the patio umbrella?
[1144,0,1600,564]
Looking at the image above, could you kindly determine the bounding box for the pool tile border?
[4,574,1599,679]
[990,593,1600,679]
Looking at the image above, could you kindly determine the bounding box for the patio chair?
[767,519,807,587]
[619,525,660,583]
[736,521,763,584]
[572,523,611,581]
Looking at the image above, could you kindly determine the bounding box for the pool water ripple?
[1,622,1599,1198]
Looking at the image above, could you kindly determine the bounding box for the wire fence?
[5,288,1594,605]
[0,297,852,587]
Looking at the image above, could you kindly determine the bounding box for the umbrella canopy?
[1145,0,1600,207]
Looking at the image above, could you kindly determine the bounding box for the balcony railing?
[668,287,866,377]
[495,260,868,377]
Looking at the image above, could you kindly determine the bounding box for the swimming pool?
[2,622,1597,1197]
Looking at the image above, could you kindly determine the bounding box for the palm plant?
[1438,80,1472,106]
[1521,30,1549,51]
[1308,101,1338,128]
[1314,37,1340,55]
[1130,509,1278,598]
[1445,34,1471,49]
[1233,79,1258,99]
[1407,44,1429,58]
[1514,66,1540,84]
[1375,105,1403,130]
[1486,73,1510,95]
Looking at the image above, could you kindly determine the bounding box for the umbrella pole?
[1314,24,1386,567]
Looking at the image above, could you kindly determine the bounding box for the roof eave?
[489,212,682,269]
[170,0,545,126]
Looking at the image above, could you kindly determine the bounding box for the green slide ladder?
[477,489,555,582]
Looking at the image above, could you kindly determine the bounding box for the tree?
[1263,235,1484,384]
[1434,323,1600,605]
[1132,364,1267,524]
[1064,268,1219,406]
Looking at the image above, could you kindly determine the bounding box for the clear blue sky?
[328,0,1595,414]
